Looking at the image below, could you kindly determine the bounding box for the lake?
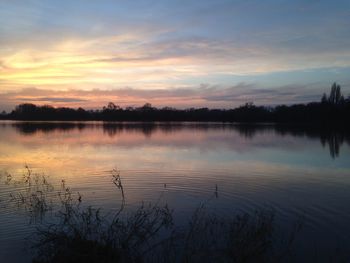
[0,121,350,262]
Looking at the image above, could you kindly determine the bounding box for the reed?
[4,167,342,262]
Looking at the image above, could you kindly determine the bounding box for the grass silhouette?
[1,167,349,262]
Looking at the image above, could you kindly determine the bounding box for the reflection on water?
[0,121,350,262]
[8,121,350,158]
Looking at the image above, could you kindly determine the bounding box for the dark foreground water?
[0,121,350,262]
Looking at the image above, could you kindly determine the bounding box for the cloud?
[16,97,87,103]
[1,1,350,91]
[0,0,350,110]
[0,83,330,111]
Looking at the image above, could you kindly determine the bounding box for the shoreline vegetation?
[0,167,325,263]
[1,83,349,125]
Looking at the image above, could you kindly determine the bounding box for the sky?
[1,0,350,111]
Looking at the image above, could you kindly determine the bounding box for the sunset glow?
[1,0,350,110]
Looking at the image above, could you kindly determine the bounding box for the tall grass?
[9,168,291,263]
[31,202,293,263]
[4,165,55,221]
[2,167,347,262]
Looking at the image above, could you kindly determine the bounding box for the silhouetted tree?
[103,102,120,111]
[141,103,153,110]
[1,84,349,124]
[321,93,328,104]
[328,82,344,105]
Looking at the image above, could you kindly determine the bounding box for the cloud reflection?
[6,122,350,158]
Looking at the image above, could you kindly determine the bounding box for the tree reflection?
[9,122,350,158]
[320,132,346,158]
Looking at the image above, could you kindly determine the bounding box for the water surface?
[0,121,350,262]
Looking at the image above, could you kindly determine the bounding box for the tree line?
[1,83,349,124]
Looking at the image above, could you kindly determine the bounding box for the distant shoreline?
[1,85,349,125]
[1,103,349,126]
[0,119,350,134]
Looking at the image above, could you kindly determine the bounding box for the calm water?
[0,121,350,262]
